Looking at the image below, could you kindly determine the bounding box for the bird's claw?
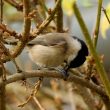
[55,68,69,80]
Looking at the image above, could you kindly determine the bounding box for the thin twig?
[0,0,61,63]
[38,0,47,19]
[0,0,6,109]
[86,0,103,87]
[0,0,3,23]
[39,0,48,13]
[32,0,61,36]
[4,0,23,11]
[0,24,21,39]
[73,2,110,100]
[11,0,31,57]
[22,0,31,42]
[11,0,31,70]
[0,61,7,80]
[33,96,46,110]
[18,78,43,107]
[0,38,21,72]
[18,94,32,107]
[56,0,63,32]
[0,52,6,110]
[6,0,61,61]
[0,84,6,110]
[102,6,110,24]
[93,0,103,48]
[1,0,31,71]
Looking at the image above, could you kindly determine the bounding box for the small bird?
[27,33,88,76]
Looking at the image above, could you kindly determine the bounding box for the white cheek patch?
[66,38,81,64]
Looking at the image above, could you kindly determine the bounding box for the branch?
[56,0,63,32]
[0,1,31,69]
[33,96,46,110]
[2,0,61,62]
[4,0,23,11]
[32,0,61,37]
[73,3,110,100]
[22,0,31,42]
[102,6,110,24]
[0,70,107,98]
[93,0,103,48]
[0,0,3,23]
[0,0,6,108]
[0,84,6,110]
[11,0,31,57]
[12,0,61,57]
[0,24,21,39]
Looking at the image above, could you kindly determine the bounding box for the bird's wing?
[28,34,67,47]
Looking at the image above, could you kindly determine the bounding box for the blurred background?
[1,0,110,110]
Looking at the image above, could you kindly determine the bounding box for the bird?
[27,33,88,76]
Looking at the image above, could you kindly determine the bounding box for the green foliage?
[62,0,76,16]
[100,3,110,38]
[62,0,92,16]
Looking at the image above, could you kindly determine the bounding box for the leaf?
[100,4,110,39]
[62,0,76,16]
[78,0,92,7]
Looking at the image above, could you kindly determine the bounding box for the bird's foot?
[16,68,27,85]
[43,67,69,80]
[55,67,69,80]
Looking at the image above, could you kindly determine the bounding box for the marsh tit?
[27,33,88,76]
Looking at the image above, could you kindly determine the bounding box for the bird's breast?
[28,45,65,67]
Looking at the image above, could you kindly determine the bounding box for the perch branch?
[0,70,107,98]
